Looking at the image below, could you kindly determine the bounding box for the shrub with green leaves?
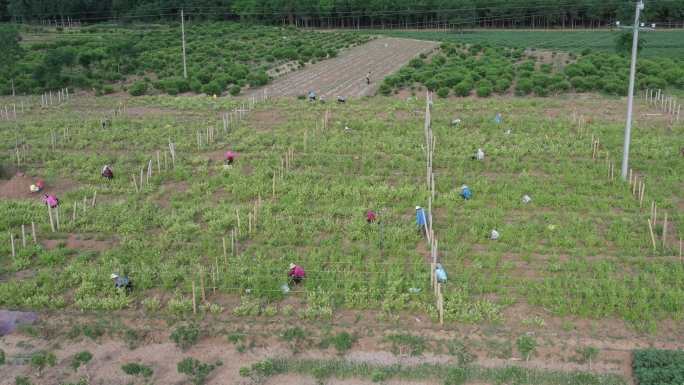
[122,362,153,377]
[516,335,537,361]
[633,349,684,385]
[30,351,56,375]
[177,358,221,385]
[129,81,148,96]
[71,351,92,371]
[171,324,200,350]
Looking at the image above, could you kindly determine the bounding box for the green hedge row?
[633,349,684,385]
[380,42,684,98]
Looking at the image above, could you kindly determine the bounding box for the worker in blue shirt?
[416,206,428,237]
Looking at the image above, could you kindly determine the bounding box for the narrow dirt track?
[258,37,438,99]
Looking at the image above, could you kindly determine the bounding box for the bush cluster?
[381,41,684,98]
[0,23,368,97]
[633,349,684,385]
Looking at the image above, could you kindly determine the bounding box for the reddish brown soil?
[0,173,77,200]
[254,38,438,99]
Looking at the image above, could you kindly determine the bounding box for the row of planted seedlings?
[0,94,258,311]
[427,96,684,329]
[207,98,438,317]
[0,96,436,315]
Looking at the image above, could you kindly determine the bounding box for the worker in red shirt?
[288,263,305,284]
[366,210,377,224]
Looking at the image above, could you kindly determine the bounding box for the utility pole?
[181,9,188,79]
[620,0,644,180]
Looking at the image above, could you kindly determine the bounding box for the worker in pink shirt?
[225,151,236,165]
[42,194,59,208]
[366,210,377,224]
[288,263,305,284]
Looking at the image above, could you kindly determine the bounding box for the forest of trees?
[1,0,683,28]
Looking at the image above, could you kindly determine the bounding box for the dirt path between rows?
[254,37,438,99]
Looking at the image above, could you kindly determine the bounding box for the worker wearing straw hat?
[288,263,305,284]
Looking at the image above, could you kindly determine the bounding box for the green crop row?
[380,42,684,98]
[0,23,369,96]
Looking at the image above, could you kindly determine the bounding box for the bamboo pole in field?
[200,268,206,303]
[248,212,252,234]
[132,175,139,192]
[83,197,87,215]
[21,225,26,247]
[662,212,668,247]
[31,222,37,245]
[632,176,638,196]
[647,220,657,252]
[10,233,15,257]
[157,151,161,173]
[653,202,657,226]
[72,203,77,223]
[139,168,143,189]
[438,285,444,325]
[231,229,235,256]
[222,237,228,265]
[192,281,197,314]
[272,173,276,198]
[639,182,645,206]
[164,151,168,170]
[235,208,241,236]
[91,191,97,207]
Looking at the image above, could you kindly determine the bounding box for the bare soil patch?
[255,38,438,99]
[248,109,286,131]
[0,173,78,200]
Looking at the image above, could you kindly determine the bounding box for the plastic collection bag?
[490,229,500,240]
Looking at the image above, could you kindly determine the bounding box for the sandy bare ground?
[256,37,438,99]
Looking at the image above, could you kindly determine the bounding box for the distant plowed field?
[260,37,438,98]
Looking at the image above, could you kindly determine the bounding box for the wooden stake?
[639,182,645,206]
[235,208,241,235]
[157,151,161,173]
[200,268,206,303]
[47,205,55,232]
[231,229,235,256]
[132,175,139,192]
[192,280,197,314]
[647,219,657,252]
[10,233,16,257]
[222,237,227,265]
[632,176,637,196]
[662,212,668,247]
[31,222,37,244]
[91,191,97,207]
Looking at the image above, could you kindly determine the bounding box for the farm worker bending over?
[366,210,377,224]
[111,273,133,293]
[366,71,371,85]
[473,148,484,161]
[460,185,472,200]
[30,179,45,193]
[435,263,447,283]
[225,151,236,165]
[308,91,317,102]
[416,206,428,236]
[101,165,114,179]
[42,194,59,208]
[288,263,306,284]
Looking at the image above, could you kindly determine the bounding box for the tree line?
[1,0,683,28]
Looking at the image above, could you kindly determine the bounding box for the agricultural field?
[0,24,683,385]
[0,83,683,384]
[380,41,684,98]
[1,22,370,96]
[382,30,684,59]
